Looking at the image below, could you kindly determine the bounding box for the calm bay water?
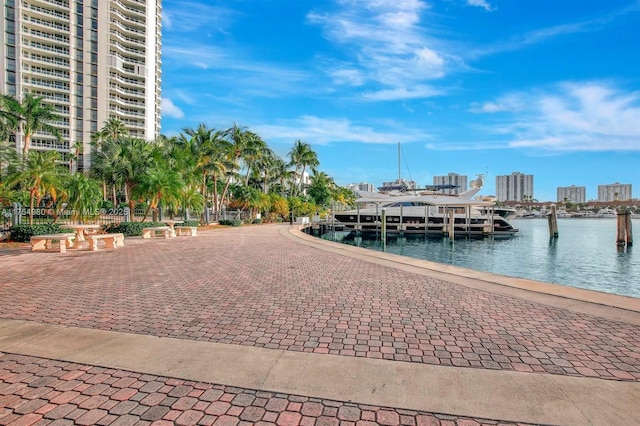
[321,218,639,298]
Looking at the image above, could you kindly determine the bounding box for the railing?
[0,204,201,231]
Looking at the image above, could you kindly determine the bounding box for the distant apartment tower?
[557,185,586,203]
[598,183,632,201]
[347,182,375,193]
[380,178,417,191]
[0,0,162,169]
[495,172,534,202]
[433,173,467,195]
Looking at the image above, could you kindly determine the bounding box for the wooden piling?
[548,204,559,238]
[626,210,633,246]
[381,208,387,250]
[617,209,633,246]
[448,209,455,240]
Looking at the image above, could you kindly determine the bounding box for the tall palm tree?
[0,139,20,183]
[12,150,63,225]
[240,131,268,186]
[181,124,230,218]
[0,93,62,158]
[107,137,154,221]
[91,117,128,150]
[288,139,319,196]
[133,160,183,222]
[272,157,295,197]
[218,123,250,216]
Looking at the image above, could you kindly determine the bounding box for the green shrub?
[104,221,166,236]
[219,219,242,227]
[182,220,200,227]
[9,224,68,242]
[252,218,262,225]
[101,200,114,209]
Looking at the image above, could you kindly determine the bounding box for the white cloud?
[466,0,494,11]
[362,85,441,101]
[161,98,184,119]
[307,1,457,101]
[469,94,525,113]
[254,115,432,146]
[475,82,640,152]
[470,3,639,58]
[162,2,235,34]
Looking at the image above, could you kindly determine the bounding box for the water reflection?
[320,219,639,298]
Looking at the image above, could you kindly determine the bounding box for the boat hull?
[334,210,518,238]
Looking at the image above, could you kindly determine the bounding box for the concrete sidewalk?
[1,224,639,425]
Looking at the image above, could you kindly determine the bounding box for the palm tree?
[12,150,63,225]
[60,173,102,223]
[0,98,18,143]
[0,139,20,183]
[288,139,319,196]
[91,117,128,150]
[0,93,62,158]
[272,157,295,197]
[107,137,154,221]
[218,123,250,216]
[91,118,129,200]
[133,161,183,222]
[181,124,230,220]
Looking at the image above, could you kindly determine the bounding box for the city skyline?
[159,0,640,202]
[348,175,633,202]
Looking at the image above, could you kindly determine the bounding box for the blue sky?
[159,0,640,202]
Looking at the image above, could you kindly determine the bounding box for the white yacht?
[597,208,617,218]
[334,176,519,238]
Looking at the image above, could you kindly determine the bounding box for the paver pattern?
[1,226,639,382]
[0,352,535,426]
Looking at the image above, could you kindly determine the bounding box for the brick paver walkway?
[1,227,639,383]
[0,352,534,426]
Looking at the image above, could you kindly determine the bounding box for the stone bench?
[30,233,76,253]
[142,226,171,239]
[86,233,125,251]
[175,226,197,237]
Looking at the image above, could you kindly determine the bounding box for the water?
[320,219,640,298]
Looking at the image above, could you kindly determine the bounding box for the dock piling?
[617,209,633,246]
[548,205,559,238]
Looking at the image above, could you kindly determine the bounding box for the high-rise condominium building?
[1,0,162,170]
[557,185,586,203]
[598,183,632,201]
[495,172,534,202]
[347,182,375,193]
[433,173,467,195]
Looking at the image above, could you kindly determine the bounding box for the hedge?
[9,224,70,243]
[104,221,166,236]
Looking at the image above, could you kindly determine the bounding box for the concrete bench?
[30,233,76,253]
[86,233,124,251]
[142,226,171,239]
[175,225,197,237]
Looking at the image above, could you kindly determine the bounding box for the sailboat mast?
[397,142,401,181]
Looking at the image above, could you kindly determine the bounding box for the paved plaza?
[1,224,639,425]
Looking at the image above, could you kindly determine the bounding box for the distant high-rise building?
[433,173,467,195]
[495,172,534,202]
[598,183,632,201]
[347,182,375,193]
[380,178,417,191]
[0,0,163,170]
[557,185,586,203]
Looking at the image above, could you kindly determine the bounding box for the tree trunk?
[213,176,219,220]
[219,178,232,219]
[23,134,31,159]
